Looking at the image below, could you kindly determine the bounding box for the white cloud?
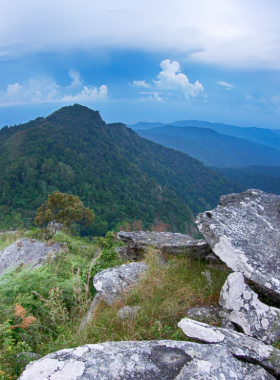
[140,92,162,101]
[153,60,204,98]
[1,1,280,69]
[68,70,83,88]
[218,81,233,88]
[133,80,150,88]
[0,72,107,106]
[61,85,108,102]
[134,60,204,100]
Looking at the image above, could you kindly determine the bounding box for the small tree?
[35,191,94,240]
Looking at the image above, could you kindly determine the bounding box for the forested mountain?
[137,126,280,167]
[213,166,280,195]
[0,104,240,235]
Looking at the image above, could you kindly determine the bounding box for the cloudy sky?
[1,0,280,128]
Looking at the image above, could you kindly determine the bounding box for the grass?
[0,231,229,379]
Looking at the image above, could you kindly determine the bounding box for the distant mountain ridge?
[128,120,280,151]
[0,104,240,235]
[137,126,280,168]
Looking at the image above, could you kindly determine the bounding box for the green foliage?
[0,104,239,235]
[0,230,125,378]
[35,191,94,239]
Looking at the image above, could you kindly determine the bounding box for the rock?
[117,305,141,319]
[93,262,148,305]
[80,263,147,330]
[0,238,67,275]
[219,272,280,344]
[196,189,280,300]
[186,305,223,325]
[178,318,280,376]
[117,231,212,259]
[18,340,274,380]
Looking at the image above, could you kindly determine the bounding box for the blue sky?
[1,0,280,128]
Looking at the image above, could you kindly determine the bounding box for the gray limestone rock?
[18,340,274,380]
[93,262,148,305]
[0,238,67,275]
[196,189,280,300]
[219,272,280,344]
[117,305,141,319]
[186,305,224,325]
[117,231,212,259]
[178,318,280,376]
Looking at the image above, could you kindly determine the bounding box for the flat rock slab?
[0,238,66,275]
[178,318,280,376]
[93,262,148,305]
[196,189,280,300]
[18,340,274,380]
[220,272,280,344]
[117,231,212,259]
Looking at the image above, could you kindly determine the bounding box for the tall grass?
[0,232,229,379]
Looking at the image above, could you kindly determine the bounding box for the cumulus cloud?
[134,60,204,100]
[133,80,150,88]
[0,71,107,106]
[140,92,162,101]
[68,70,83,88]
[153,60,204,98]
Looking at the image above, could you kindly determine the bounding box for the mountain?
[126,122,165,130]
[0,104,240,235]
[137,126,280,167]
[213,166,280,195]
[129,119,280,151]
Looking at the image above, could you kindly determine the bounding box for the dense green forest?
[213,166,280,195]
[0,104,240,235]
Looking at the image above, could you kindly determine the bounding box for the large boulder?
[0,238,67,275]
[178,318,280,376]
[18,340,274,380]
[117,231,212,259]
[220,272,280,344]
[93,262,148,305]
[196,189,280,300]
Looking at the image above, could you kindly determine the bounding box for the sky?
[1,0,280,128]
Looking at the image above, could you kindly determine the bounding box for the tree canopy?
[35,191,94,239]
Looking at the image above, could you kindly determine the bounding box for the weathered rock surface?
[0,238,67,275]
[18,340,274,380]
[196,189,280,300]
[93,262,148,305]
[117,305,141,319]
[186,305,223,325]
[219,272,280,344]
[178,318,280,376]
[117,231,212,259]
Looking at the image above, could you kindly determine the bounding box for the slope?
[137,126,280,167]
[213,166,280,195]
[0,104,240,235]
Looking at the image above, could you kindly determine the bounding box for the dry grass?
[75,249,229,345]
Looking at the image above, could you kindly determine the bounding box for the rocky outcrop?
[0,238,67,275]
[117,231,212,259]
[178,318,280,376]
[196,189,280,300]
[220,272,280,344]
[93,262,148,305]
[80,262,148,330]
[18,340,274,380]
